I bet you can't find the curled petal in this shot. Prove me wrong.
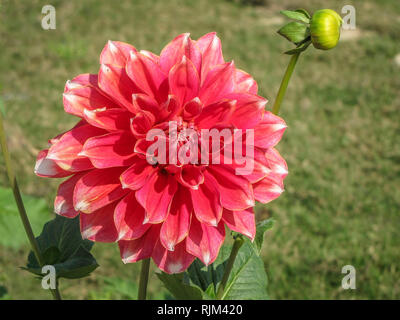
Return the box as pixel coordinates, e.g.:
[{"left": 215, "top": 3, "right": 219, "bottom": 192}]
[
  {"left": 183, "top": 97, "right": 203, "bottom": 120},
  {"left": 100, "top": 40, "right": 137, "bottom": 67},
  {"left": 81, "top": 131, "right": 136, "bottom": 169},
  {"left": 179, "top": 165, "right": 204, "bottom": 190},
  {"left": 114, "top": 192, "right": 151, "bottom": 241},
  {"left": 73, "top": 167, "right": 128, "bottom": 213},
  {"left": 265, "top": 148, "right": 288, "bottom": 179},
  {"left": 135, "top": 169, "right": 178, "bottom": 224},
  {"left": 118, "top": 225, "right": 161, "bottom": 263},
  {"left": 120, "top": 157, "right": 156, "bottom": 190},
  {"left": 235, "top": 69, "right": 258, "bottom": 94},
  {"left": 80, "top": 202, "right": 119, "bottom": 242},
  {"left": 160, "top": 186, "right": 192, "bottom": 251},
  {"left": 130, "top": 110, "right": 156, "bottom": 138},
  {"left": 64, "top": 73, "right": 99, "bottom": 92},
  {"left": 254, "top": 112, "right": 287, "bottom": 149},
  {"left": 186, "top": 217, "right": 225, "bottom": 266},
  {"left": 222, "top": 208, "right": 255, "bottom": 241},
  {"left": 152, "top": 239, "right": 195, "bottom": 274},
  {"left": 83, "top": 108, "right": 131, "bottom": 131},
  {"left": 196, "top": 32, "right": 224, "bottom": 82},
  {"left": 190, "top": 171, "right": 222, "bottom": 226},
  {"left": 54, "top": 172, "right": 86, "bottom": 218},
  {"left": 35, "top": 149, "right": 72, "bottom": 178}
]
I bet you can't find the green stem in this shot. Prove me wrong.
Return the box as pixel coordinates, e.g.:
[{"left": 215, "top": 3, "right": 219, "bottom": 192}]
[
  {"left": 138, "top": 258, "right": 151, "bottom": 300},
  {"left": 0, "top": 111, "right": 62, "bottom": 300},
  {"left": 272, "top": 52, "right": 301, "bottom": 115},
  {"left": 216, "top": 237, "right": 244, "bottom": 300}
]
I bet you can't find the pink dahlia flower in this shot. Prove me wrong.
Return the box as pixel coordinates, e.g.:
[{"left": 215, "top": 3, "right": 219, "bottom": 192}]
[{"left": 35, "top": 33, "right": 287, "bottom": 274}]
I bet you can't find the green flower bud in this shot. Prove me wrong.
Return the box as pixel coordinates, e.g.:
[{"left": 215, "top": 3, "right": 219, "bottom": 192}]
[{"left": 310, "top": 9, "right": 342, "bottom": 50}]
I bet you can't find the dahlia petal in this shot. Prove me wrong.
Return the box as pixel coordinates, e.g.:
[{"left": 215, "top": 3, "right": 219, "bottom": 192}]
[
  {"left": 196, "top": 32, "right": 224, "bottom": 81},
  {"left": 100, "top": 40, "right": 137, "bottom": 67},
  {"left": 130, "top": 110, "right": 156, "bottom": 138},
  {"left": 98, "top": 63, "right": 140, "bottom": 110},
  {"left": 118, "top": 225, "right": 161, "bottom": 263},
  {"left": 135, "top": 169, "right": 178, "bottom": 224},
  {"left": 186, "top": 217, "right": 225, "bottom": 266},
  {"left": 47, "top": 124, "right": 106, "bottom": 172},
  {"left": 265, "top": 148, "right": 288, "bottom": 179},
  {"left": 83, "top": 108, "right": 131, "bottom": 131},
  {"left": 179, "top": 165, "right": 204, "bottom": 190},
  {"left": 183, "top": 97, "right": 203, "bottom": 120},
  {"left": 120, "top": 157, "right": 156, "bottom": 190},
  {"left": 140, "top": 50, "right": 160, "bottom": 63},
  {"left": 80, "top": 202, "right": 119, "bottom": 242},
  {"left": 126, "top": 51, "right": 167, "bottom": 99},
  {"left": 168, "top": 56, "right": 200, "bottom": 105},
  {"left": 190, "top": 170, "right": 222, "bottom": 226},
  {"left": 198, "top": 61, "right": 236, "bottom": 105},
  {"left": 254, "top": 111, "right": 287, "bottom": 149},
  {"left": 160, "top": 33, "right": 202, "bottom": 75},
  {"left": 81, "top": 131, "right": 135, "bottom": 169},
  {"left": 64, "top": 74, "right": 99, "bottom": 92},
  {"left": 195, "top": 99, "right": 236, "bottom": 129},
  {"left": 159, "top": 94, "right": 182, "bottom": 121},
  {"left": 225, "top": 93, "right": 266, "bottom": 129},
  {"left": 35, "top": 149, "right": 72, "bottom": 178},
  {"left": 114, "top": 192, "right": 151, "bottom": 241},
  {"left": 131, "top": 93, "right": 159, "bottom": 116},
  {"left": 235, "top": 69, "right": 258, "bottom": 94},
  {"left": 160, "top": 186, "right": 192, "bottom": 251},
  {"left": 152, "top": 239, "right": 195, "bottom": 274},
  {"left": 208, "top": 165, "right": 255, "bottom": 210},
  {"left": 63, "top": 86, "right": 119, "bottom": 118},
  {"left": 222, "top": 208, "right": 256, "bottom": 241},
  {"left": 73, "top": 167, "right": 128, "bottom": 213},
  {"left": 253, "top": 175, "right": 284, "bottom": 204},
  {"left": 54, "top": 172, "right": 86, "bottom": 218}
]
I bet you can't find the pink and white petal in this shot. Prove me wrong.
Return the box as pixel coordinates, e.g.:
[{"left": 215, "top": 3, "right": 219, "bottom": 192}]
[
  {"left": 186, "top": 217, "right": 225, "bottom": 266},
  {"left": 100, "top": 40, "right": 137, "bottom": 67},
  {"left": 152, "top": 239, "right": 195, "bottom": 274},
  {"left": 35, "top": 149, "right": 72, "bottom": 178},
  {"left": 126, "top": 51, "right": 167, "bottom": 99},
  {"left": 190, "top": 171, "right": 222, "bottom": 226},
  {"left": 98, "top": 63, "right": 140, "bottom": 110},
  {"left": 222, "top": 208, "right": 255, "bottom": 241},
  {"left": 207, "top": 165, "right": 255, "bottom": 210},
  {"left": 265, "top": 148, "right": 288, "bottom": 179},
  {"left": 253, "top": 175, "right": 284, "bottom": 204},
  {"left": 194, "top": 99, "right": 236, "bottom": 129},
  {"left": 168, "top": 56, "right": 200, "bottom": 105},
  {"left": 47, "top": 124, "right": 106, "bottom": 172},
  {"left": 118, "top": 225, "right": 161, "bottom": 263},
  {"left": 160, "top": 186, "right": 192, "bottom": 251},
  {"left": 63, "top": 85, "right": 119, "bottom": 118},
  {"left": 80, "top": 202, "right": 119, "bottom": 242},
  {"left": 120, "top": 157, "right": 156, "bottom": 190},
  {"left": 225, "top": 93, "right": 266, "bottom": 129},
  {"left": 81, "top": 131, "right": 136, "bottom": 169},
  {"left": 114, "top": 192, "right": 151, "bottom": 241},
  {"left": 73, "top": 167, "right": 128, "bottom": 213},
  {"left": 198, "top": 62, "right": 236, "bottom": 105},
  {"left": 54, "top": 172, "right": 86, "bottom": 218},
  {"left": 135, "top": 169, "right": 178, "bottom": 224},
  {"left": 196, "top": 32, "right": 224, "bottom": 82},
  {"left": 160, "top": 33, "right": 202, "bottom": 76},
  {"left": 254, "top": 112, "right": 287, "bottom": 149},
  {"left": 83, "top": 108, "right": 131, "bottom": 131},
  {"left": 64, "top": 73, "right": 99, "bottom": 92},
  {"left": 235, "top": 69, "right": 258, "bottom": 94}
]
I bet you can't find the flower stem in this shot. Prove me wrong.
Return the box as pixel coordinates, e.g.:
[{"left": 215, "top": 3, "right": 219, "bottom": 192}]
[
  {"left": 138, "top": 258, "right": 151, "bottom": 300},
  {"left": 0, "top": 111, "right": 62, "bottom": 300},
  {"left": 216, "top": 237, "right": 244, "bottom": 300},
  {"left": 272, "top": 52, "right": 301, "bottom": 115}
]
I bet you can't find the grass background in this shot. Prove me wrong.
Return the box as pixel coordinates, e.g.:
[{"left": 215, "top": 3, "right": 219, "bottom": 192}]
[{"left": 0, "top": 0, "right": 399, "bottom": 299}]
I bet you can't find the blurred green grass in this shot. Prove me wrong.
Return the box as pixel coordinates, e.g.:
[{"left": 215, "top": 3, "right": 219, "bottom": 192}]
[{"left": 0, "top": 0, "right": 399, "bottom": 299}]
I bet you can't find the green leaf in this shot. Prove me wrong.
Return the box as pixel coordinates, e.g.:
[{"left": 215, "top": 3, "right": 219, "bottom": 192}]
[
  {"left": 0, "top": 187, "right": 50, "bottom": 249},
  {"left": 295, "top": 8, "right": 311, "bottom": 19},
  {"left": 284, "top": 40, "right": 312, "bottom": 55},
  {"left": 280, "top": 10, "right": 310, "bottom": 23},
  {"left": 23, "top": 215, "right": 98, "bottom": 279},
  {"left": 278, "top": 21, "right": 310, "bottom": 45},
  {"left": 253, "top": 218, "right": 275, "bottom": 254},
  {"left": 158, "top": 241, "right": 269, "bottom": 300},
  {"left": 157, "top": 272, "right": 205, "bottom": 300}
]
